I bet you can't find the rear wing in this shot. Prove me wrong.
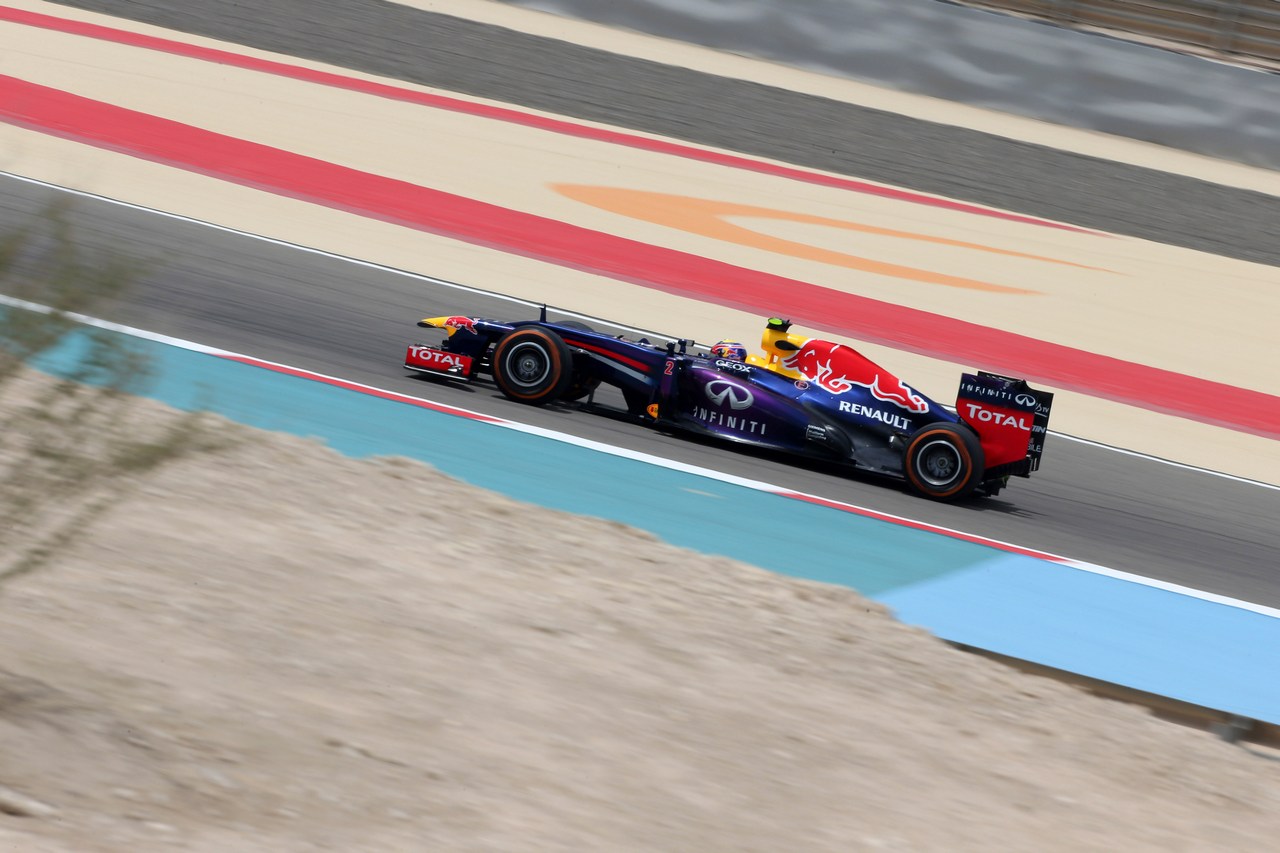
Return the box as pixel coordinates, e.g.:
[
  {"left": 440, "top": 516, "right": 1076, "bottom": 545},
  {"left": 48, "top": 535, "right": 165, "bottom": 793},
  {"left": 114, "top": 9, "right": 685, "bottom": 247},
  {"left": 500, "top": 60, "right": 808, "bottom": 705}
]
[{"left": 956, "top": 372, "right": 1054, "bottom": 478}]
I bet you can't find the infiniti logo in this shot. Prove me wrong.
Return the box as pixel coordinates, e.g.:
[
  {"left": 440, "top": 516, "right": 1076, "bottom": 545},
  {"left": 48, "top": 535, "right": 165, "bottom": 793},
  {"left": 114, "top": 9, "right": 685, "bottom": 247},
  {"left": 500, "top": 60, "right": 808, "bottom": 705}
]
[
  {"left": 705, "top": 379, "right": 754, "bottom": 410},
  {"left": 1015, "top": 393, "right": 1036, "bottom": 406}
]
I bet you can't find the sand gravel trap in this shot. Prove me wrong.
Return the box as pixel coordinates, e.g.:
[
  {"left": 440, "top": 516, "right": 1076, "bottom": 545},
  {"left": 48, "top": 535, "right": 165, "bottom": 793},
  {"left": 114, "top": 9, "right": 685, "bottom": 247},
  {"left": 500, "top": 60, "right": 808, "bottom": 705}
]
[{"left": 2, "top": 383, "right": 1279, "bottom": 852}]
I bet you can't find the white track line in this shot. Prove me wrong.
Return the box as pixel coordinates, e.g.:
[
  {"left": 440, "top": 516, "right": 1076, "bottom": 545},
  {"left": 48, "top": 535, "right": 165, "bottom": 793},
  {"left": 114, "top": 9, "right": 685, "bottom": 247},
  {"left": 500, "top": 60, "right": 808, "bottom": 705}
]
[
  {"left": 0, "top": 171, "right": 686, "bottom": 345},
  {"left": 1050, "top": 432, "right": 1279, "bottom": 491}
]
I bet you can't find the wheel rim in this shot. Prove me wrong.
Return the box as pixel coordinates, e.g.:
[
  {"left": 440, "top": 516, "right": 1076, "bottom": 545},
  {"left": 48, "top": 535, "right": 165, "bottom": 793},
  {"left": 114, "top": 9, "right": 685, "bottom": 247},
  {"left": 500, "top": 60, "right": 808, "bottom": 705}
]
[
  {"left": 506, "top": 341, "right": 551, "bottom": 388},
  {"left": 914, "top": 438, "right": 963, "bottom": 488}
]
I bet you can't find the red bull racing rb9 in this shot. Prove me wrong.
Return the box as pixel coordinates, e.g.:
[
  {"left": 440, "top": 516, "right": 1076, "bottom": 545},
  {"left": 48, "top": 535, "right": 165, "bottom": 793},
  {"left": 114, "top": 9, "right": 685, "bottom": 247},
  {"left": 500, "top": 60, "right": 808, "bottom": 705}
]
[{"left": 405, "top": 314, "right": 1053, "bottom": 501}]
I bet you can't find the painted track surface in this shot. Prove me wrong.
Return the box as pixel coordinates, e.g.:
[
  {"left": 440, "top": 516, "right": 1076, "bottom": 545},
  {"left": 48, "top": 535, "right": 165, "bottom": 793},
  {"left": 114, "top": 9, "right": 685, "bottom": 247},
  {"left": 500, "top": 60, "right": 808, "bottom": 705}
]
[
  {"left": 5, "top": 175, "right": 1278, "bottom": 609},
  {"left": 5, "top": 3, "right": 1276, "bottom": 611},
  {"left": 46, "top": 0, "right": 1280, "bottom": 267}
]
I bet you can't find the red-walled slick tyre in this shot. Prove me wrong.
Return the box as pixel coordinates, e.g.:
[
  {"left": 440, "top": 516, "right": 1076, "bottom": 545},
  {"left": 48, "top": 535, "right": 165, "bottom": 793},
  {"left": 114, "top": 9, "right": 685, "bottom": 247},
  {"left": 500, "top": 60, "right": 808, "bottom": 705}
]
[
  {"left": 491, "top": 327, "right": 574, "bottom": 405},
  {"left": 904, "top": 423, "right": 985, "bottom": 501}
]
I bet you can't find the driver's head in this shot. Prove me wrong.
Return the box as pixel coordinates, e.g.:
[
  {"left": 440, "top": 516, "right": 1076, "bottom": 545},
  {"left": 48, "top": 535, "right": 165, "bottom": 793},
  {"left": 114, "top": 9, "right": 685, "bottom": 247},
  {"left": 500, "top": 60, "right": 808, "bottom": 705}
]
[{"left": 710, "top": 340, "right": 748, "bottom": 361}]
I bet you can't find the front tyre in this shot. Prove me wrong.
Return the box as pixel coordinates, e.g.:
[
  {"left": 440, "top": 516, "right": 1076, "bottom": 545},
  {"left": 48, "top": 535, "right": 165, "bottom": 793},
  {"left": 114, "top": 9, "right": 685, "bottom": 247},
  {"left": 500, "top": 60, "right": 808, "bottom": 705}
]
[
  {"left": 491, "top": 327, "right": 574, "bottom": 405},
  {"left": 904, "top": 423, "right": 985, "bottom": 501}
]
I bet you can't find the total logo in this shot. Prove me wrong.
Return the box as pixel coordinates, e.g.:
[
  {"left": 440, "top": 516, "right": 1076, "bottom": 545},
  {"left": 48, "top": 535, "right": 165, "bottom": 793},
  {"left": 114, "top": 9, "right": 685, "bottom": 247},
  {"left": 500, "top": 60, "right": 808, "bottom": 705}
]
[
  {"left": 407, "top": 346, "right": 470, "bottom": 373},
  {"left": 704, "top": 379, "right": 754, "bottom": 410},
  {"left": 963, "top": 403, "right": 1030, "bottom": 430}
]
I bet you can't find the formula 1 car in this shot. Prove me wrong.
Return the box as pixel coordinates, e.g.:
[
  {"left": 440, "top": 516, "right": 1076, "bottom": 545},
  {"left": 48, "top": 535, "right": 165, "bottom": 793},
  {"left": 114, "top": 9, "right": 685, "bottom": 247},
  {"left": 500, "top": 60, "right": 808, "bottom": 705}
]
[{"left": 404, "top": 312, "right": 1053, "bottom": 500}]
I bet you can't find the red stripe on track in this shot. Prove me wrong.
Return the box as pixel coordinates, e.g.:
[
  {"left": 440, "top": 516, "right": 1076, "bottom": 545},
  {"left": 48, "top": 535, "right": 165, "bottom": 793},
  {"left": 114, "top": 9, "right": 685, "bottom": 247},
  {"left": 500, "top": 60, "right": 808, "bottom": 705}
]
[
  {"left": 218, "top": 354, "right": 505, "bottom": 421},
  {"left": 2, "top": 77, "right": 1276, "bottom": 439},
  {"left": 780, "top": 492, "right": 1065, "bottom": 560},
  {"left": 0, "top": 4, "right": 1096, "bottom": 234}
]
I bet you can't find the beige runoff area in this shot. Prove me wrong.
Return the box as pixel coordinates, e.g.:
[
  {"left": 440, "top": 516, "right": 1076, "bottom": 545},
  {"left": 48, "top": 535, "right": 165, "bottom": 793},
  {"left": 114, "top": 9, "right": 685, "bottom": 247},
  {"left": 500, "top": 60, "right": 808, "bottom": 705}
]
[
  {"left": 0, "top": 3, "right": 1277, "bottom": 484},
  {"left": 3, "top": 378, "right": 1280, "bottom": 852}
]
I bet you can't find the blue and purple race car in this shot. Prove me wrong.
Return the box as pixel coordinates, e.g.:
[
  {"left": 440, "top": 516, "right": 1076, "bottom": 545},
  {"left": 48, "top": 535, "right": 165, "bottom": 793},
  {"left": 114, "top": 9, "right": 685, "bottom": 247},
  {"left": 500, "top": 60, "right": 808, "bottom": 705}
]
[{"left": 405, "top": 313, "right": 1053, "bottom": 501}]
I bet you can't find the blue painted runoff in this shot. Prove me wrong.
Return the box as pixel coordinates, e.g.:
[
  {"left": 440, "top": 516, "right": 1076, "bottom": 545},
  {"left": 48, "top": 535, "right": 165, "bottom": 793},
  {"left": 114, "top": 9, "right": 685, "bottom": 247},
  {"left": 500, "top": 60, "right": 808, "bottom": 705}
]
[
  {"left": 879, "top": 554, "right": 1280, "bottom": 724},
  {"left": 27, "top": 326, "right": 1280, "bottom": 724}
]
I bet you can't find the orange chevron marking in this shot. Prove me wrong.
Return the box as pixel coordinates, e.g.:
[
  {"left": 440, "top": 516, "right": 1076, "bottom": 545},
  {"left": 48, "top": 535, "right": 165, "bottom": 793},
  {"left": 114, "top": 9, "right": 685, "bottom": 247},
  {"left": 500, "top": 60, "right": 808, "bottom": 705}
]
[{"left": 554, "top": 185, "right": 1113, "bottom": 295}]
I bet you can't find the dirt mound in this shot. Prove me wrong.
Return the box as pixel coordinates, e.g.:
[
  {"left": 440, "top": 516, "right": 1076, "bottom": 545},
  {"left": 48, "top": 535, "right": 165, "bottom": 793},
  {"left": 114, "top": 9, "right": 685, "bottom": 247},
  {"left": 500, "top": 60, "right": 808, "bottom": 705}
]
[{"left": 2, "top": 388, "right": 1278, "bottom": 851}]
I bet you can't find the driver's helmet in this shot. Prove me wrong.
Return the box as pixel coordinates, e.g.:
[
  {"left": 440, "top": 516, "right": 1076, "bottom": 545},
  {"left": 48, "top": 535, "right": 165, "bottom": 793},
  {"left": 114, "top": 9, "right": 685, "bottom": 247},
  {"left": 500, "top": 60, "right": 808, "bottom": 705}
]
[{"left": 710, "top": 340, "right": 748, "bottom": 361}]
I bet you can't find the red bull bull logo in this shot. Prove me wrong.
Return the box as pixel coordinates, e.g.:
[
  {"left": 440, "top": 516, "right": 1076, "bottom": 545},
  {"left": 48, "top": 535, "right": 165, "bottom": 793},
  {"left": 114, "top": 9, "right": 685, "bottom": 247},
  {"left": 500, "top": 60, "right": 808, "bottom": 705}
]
[
  {"left": 445, "top": 316, "right": 478, "bottom": 334},
  {"left": 782, "top": 340, "right": 929, "bottom": 413}
]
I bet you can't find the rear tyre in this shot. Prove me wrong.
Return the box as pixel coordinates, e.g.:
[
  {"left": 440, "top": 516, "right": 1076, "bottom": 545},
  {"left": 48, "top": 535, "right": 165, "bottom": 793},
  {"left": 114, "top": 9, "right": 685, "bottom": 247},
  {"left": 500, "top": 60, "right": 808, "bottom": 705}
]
[
  {"left": 904, "top": 423, "right": 985, "bottom": 501},
  {"left": 491, "top": 327, "right": 573, "bottom": 405}
]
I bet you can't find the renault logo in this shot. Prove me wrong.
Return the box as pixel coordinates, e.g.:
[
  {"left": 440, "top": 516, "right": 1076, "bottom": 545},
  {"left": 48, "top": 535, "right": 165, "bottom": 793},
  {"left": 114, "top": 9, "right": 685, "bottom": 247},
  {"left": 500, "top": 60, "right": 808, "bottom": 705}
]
[{"left": 705, "top": 379, "right": 754, "bottom": 410}]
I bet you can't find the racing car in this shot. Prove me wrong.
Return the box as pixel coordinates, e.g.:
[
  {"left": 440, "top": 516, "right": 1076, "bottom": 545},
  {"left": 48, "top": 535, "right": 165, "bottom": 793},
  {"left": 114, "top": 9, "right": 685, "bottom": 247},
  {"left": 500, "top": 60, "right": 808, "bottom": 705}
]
[{"left": 404, "top": 311, "right": 1053, "bottom": 501}]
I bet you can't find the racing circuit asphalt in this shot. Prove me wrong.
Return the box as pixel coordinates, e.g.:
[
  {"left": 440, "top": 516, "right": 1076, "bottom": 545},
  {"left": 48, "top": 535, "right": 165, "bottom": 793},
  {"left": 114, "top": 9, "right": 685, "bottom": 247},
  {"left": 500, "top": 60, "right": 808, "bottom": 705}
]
[
  {"left": 4, "top": 175, "right": 1278, "bottom": 610},
  {"left": 8, "top": 3, "right": 1280, "bottom": 606}
]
